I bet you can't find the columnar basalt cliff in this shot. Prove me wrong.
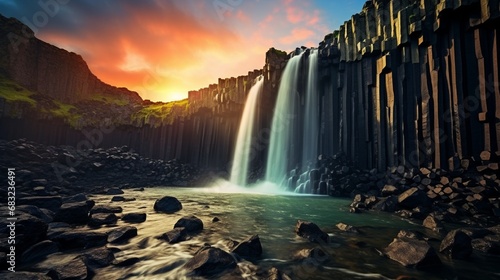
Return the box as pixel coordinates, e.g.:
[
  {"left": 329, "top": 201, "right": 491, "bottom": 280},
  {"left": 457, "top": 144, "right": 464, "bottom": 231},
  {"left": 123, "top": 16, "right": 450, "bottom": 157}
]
[{"left": 1, "top": 0, "right": 499, "bottom": 174}]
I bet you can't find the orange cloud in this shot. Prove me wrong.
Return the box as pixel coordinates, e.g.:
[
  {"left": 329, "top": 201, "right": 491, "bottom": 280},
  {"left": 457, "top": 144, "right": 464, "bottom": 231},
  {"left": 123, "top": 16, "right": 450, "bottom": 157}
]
[{"left": 279, "top": 28, "right": 315, "bottom": 45}]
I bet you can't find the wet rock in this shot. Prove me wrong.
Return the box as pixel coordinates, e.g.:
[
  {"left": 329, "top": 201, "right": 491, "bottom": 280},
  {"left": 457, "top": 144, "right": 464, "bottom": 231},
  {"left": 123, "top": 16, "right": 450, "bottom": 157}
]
[
  {"left": 106, "top": 188, "right": 124, "bottom": 195},
  {"left": 372, "top": 196, "right": 399, "bottom": 212},
  {"left": 154, "top": 196, "right": 182, "bottom": 213},
  {"left": 293, "top": 247, "right": 329, "bottom": 264},
  {"left": 88, "top": 213, "right": 118, "bottom": 227},
  {"left": 54, "top": 201, "right": 91, "bottom": 224},
  {"left": 17, "top": 205, "right": 53, "bottom": 223},
  {"left": 113, "top": 257, "right": 140, "bottom": 267},
  {"left": 48, "top": 257, "right": 88, "bottom": 280},
  {"left": 471, "top": 238, "right": 500, "bottom": 254},
  {"left": 231, "top": 235, "right": 262, "bottom": 259},
  {"left": 90, "top": 205, "right": 123, "bottom": 214},
  {"left": 266, "top": 267, "right": 292, "bottom": 280},
  {"left": 21, "top": 240, "right": 58, "bottom": 264},
  {"left": 160, "top": 227, "right": 187, "bottom": 244},
  {"left": 17, "top": 196, "right": 62, "bottom": 212},
  {"left": 295, "top": 220, "right": 329, "bottom": 243},
  {"left": 439, "top": 230, "right": 472, "bottom": 259},
  {"left": 121, "top": 213, "right": 146, "bottom": 223},
  {"left": 174, "top": 216, "right": 203, "bottom": 233},
  {"left": 0, "top": 213, "right": 48, "bottom": 253},
  {"left": 212, "top": 217, "right": 220, "bottom": 222},
  {"left": 64, "top": 193, "right": 88, "bottom": 203},
  {"left": 384, "top": 238, "right": 441, "bottom": 268},
  {"left": 397, "top": 230, "right": 426, "bottom": 240},
  {"left": 81, "top": 247, "right": 115, "bottom": 268},
  {"left": 398, "top": 187, "right": 431, "bottom": 209},
  {"left": 107, "top": 226, "right": 138, "bottom": 243},
  {"left": 382, "top": 185, "right": 399, "bottom": 196},
  {"left": 51, "top": 231, "right": 108, "bottom": 250},
  {"left": 183, "top": 246, "right": 236, "bottom": 276},
  {"left": 0, "top": 272, "right": 51, "bottom": 279},
  {"left": 336, "top": 222, "right": 360, "bottom": 234},
  {"left": 422, "top": 215, "right": 444, "bottom": 232}
]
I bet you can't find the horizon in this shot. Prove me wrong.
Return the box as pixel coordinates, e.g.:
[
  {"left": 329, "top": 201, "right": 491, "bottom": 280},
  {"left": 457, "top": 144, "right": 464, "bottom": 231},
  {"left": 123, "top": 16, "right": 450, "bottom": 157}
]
[{"left": 0, "top": 0, "right": 366, "bottom": 102}]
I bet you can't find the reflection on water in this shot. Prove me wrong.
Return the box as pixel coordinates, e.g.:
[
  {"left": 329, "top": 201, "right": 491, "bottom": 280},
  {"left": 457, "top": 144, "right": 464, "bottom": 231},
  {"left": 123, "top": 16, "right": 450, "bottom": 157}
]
[{"left": 29, "top": 181, "right": 500, "bottom": 279}]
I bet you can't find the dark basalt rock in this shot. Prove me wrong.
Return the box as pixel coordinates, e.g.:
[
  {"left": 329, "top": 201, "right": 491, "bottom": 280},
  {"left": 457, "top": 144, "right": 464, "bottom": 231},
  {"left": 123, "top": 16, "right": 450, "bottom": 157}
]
[
  {"left": 0, "top": 272, "right": 51, "bottom": 280},
  {"left": 293, "top": 247, "right": 329, "bottom": 264},
  {"left": 384, "top": 238, "right": 441, "bottom": 268},
  {"left": 121, "top": 212, "right": 147, "bottom": 223},
  {"left": 54, "top": 201, "right": 92, "bottom": 224},
  {"left": 106, "top": 188, "right": 124, "bottom": 195},
  {"left": 51, "top": 231, "right": 108, "bottom": 250},
  {"left": 336, "top": 222, "right": 360, "bottom": 234},
  {"left": 183, "top": 246, "right": 236, "bottom": 276},
  {"left": 107, "top": 226, "right": 138, "bottom": 243},
  {"left": 48, "top": 257, "right": 88, "bottom": 280},
  {"left": 90, "top": 205, "right": 123, "bottom": 214},
  {"left": 154, "top": 196, "right": 182, "bottom": 213},
  {"left": 398, "top": 188, "right": 431, "bottom": 209},
  {"left": 88, "top": 213, "right": 118, "bottom": 227},
  {"left": 439, "top": 229, "right": 472, "bottom": 260},
  {"left": 231, "top": 235, "right": 262, "bottom": 259},
  {"left": 295, "top": 220, "right": 329, "bottom": 243},
  {"left": 174, "top": 216, "right": 203, "bottom": 233},
  {"left": 160, "top": 227, "right": 187, "bottom": 244},
  {"left": 0, "top": 213, "right": 48, "bottom": 253},
  {"left": 21, "top": 240, "right": 58, "bottom": 264},
  {"left": 80, "top": 247, "right": 115, "bottom": 268},
  {"left": 17, "top": 196, "right": 62, "bottom": 212},
  {"left": 17, "top": 205, "right": 53, "bottom": 223},
  {"left": 266, "top": 267, "right": 292, "bottom": 280}
]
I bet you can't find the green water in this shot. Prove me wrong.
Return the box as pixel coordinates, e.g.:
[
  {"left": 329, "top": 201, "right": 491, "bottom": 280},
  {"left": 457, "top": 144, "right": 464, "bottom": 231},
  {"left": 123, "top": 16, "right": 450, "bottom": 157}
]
[{"left": 30, "top": 185, "right": 500, "bottom": 279}]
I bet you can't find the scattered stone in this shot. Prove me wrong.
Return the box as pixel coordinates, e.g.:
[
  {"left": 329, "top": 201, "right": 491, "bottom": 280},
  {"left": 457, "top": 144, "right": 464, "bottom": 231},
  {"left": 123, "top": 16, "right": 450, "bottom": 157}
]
[
  {"left": 293, "top": 247, "right": 329, "bottom": 264},
  {"left": 81, "top": 247, "right": 115, "bottom": 268},
  {"left": 295, "top": 220, "right": 329, "bottom": 243},
  {"left": 121, "top": 213, "right": 147, "bottom": 223},
  {"left": 51, "top": 231, "right": 108, "bottom": 250},
  {"left": 106, "top": 188, "right": 124, "bottom": 195},
  {"left": 21, "top": 240, "right": 59, "bottom": 264},
  {"left": 183, "top": 246, "right": 236, "bottom": 276},
  {"left": 423, "top": 215, "right": 443, "bottom": 232},
  {"left": 154, "top": 196, "right": 182, "bottom": 213},
  {"left": 17, "top": 196, "right": 62, "bottom": 212},
  {"left": 160, "top": 228, "right": 187, "bottom": 244},
  {"left": 336, "top": 222, "right": 360, "bottom": 234},
  {"left": 90, "top": 205, "right": 123, "bottom": 214},
  {"left": 439, "top": 230, "right": 472, "bottom": 259},
  {"left": 384, "top": 238, "right": 441, "bottom": 268},
  {"left": 266, "top": 267, "right": 292, "bottom": 280},
  {"left": 382, "top": 185, "right": 399, "bottom": 196},
  {"left": 231, "top": 235, "right": 262, "bottom": 259},
  {"left": 54, "top": 201, "right": 91, "bottom": 224},
  {"left": 174, "top": 216, "right": 203, "bottom": 233},
  {"left": 212, "top": 217, "right": 220, "bottom": 222},
  {"left": 88, "top": 213, "right": 118, "bottom": 227},
  {"left": 107, "top": 226, "right": 138, "bottom": 243},
  {"left": 47, "top": 257, "right": 88, "bottom": 280}
]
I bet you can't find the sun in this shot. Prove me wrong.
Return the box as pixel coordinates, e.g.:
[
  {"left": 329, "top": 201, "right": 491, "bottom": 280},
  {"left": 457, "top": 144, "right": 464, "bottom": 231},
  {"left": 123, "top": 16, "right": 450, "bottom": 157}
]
[{"left": 167, "top": 91, "right": 188, "bottom": 102}]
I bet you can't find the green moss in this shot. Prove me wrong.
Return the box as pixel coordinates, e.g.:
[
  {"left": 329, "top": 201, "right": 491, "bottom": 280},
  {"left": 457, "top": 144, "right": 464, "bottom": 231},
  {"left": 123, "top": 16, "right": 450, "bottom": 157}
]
[
  {"left": 0, "top": 78, "right": 36, "bottom": 106},
  {"left": 51, "top": 101, "right": 81, "bottom": 127},
  {"left": 88, "top": 92, "right": 129, "bottom": 106},
  {"left": 269, "top": 47, "right": 288, "bottom": 57},
  {"left": 132, "top": 99, "right": 189, "bottom": 125}
]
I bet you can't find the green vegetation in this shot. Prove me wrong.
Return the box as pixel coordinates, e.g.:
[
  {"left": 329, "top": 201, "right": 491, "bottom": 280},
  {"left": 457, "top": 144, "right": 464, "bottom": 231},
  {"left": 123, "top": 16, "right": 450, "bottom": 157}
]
[
  {"left": 0, "top": 77, "right": 36, "bottom": 106},
  {"left": 50, "top": 100, "right": 81, "bottom": 127},
  {"left": 269, "top": 47, "right": 288, "bottom": 57},
  {"left": 88, "top": 92, "right": 130, "bottom": 106},
  {"left": 132, "top": 99, "right": 189, "bottom": 125}
]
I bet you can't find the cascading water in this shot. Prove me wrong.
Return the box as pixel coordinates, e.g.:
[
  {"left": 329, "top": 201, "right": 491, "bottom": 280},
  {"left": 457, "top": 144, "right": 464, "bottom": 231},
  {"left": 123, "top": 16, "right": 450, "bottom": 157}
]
[
  {"left": 265, "top": 52, "right": 303, "bottom": 185},
  {"left": 230, "top": 75, "right": 264, "bottom": 186},
  {"left": 302, "top": 49, "right": 319, "bottom": 170}
]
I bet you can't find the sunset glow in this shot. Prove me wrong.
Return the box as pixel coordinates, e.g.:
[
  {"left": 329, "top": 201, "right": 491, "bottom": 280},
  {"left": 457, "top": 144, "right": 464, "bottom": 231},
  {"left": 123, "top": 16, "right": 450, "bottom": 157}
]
[{"left": 1, "top": 0, "right": 365, "bottom": 102}]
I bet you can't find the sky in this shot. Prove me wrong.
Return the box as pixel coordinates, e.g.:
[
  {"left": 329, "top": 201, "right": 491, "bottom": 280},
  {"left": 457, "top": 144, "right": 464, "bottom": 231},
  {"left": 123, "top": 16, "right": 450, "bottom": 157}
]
[{"left": 0, "top": 0, "right": 366, "bottom": 102}]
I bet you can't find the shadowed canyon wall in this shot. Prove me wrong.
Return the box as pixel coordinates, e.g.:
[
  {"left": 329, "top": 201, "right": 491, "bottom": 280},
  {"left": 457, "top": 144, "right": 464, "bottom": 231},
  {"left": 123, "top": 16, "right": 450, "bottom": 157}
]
[{"left": 1, "top": 0, "right": 499, "bottom": 173}]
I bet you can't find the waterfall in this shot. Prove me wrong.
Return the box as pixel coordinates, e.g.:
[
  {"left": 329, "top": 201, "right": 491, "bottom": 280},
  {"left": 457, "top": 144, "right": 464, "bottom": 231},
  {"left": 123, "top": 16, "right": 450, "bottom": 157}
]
[
  {"left": 265, "top": 52, "right": 303, "bottom": 184},
  {"left": 302, "top": 49, "right": 319, "bottom": 169},
  {"left": 230, "top": 75, "right": 264, "bottom": 186}
]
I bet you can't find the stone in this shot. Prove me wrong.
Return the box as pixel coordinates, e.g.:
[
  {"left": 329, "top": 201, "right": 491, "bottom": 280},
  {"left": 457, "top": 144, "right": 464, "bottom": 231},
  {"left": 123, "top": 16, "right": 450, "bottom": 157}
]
[
  {"left": 231, "top": 235, "right": 262, "bottom": 259},
  {"left": 183, "top": 246, "right": 236, "bottom": 276},
  {"left": 107, "top": 226, "right": 137, "bottom": 243},
  {"left": 398, "top": 187, "right": 431, "bottom": 209},
  {"left": 154, "top": 196, "right": 182, "bottom": 213},
  {"left": 336, "top": 222, "right": 360, "bottom": 233},
  {"left": 384, "top": 238, "right": 441, "bottom": 268},
  {"left": 382, "top": 185, "right": 399, "bottom": 196},
  {"left": 21, "top": 240, "right": 59, "bottom": 264},
  {"left": 293, "top": 247, "right": 329, "bottom": 264},
  {"left": 51, "top": 231, "right": 108, "bottom": 250},
  {"left": 439, "top": 230, "right": 472, "bottom": 259},
  {"left": 48, "top": 258, "right": 88, "bottom": 280},
  {"left": 471, "top": 238, "right": 500, "bottom": 254},
  {"left": 174, "top": 216, "right": 203, "bottom": 233},
  {"left": 80, "top": 247, "right": 115, "bottom": 268},
  {"left": 0, "top": 272, "right": 51, "bottom": 279},
  {"left": 17, "top": 205, "right": 53, "bottom": 223},
  {"left": 423, "top": 215, "right": 443, "bottom": 231},
  {"left": 106, "top": 187, "right": 124, "bottom": 195},
  {"left": 88, "top": 213, "right": 118, "bottom": 227},
  {"left": 54, "top": 201, "right": 91, "bottom": 224},
  {"left": 160, "top": 228, "right": 187, "bottom": 244},
  {"left": 17, "top": 196, "right": 62, "bottom": 212},
  {"left": 372, "top": 196, "right": 399, "bottom": 212},
  {"left": 295, "top": 220, "right": 329, "bottom": 243},
  {"left": 121, "top": 213, "right": 147, "bottom": 223},
  {"left": 90, "top": 205, "right": 123, "bottom": 214},
  {"left": 266, "top": 267, "right": 292, "bottom": 280}
]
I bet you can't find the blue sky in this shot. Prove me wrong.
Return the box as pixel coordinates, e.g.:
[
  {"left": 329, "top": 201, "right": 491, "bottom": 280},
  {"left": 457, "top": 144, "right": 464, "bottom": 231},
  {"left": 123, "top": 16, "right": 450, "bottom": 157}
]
[{"left": 0, "top": 0, "right": 366, "bottom": 101}]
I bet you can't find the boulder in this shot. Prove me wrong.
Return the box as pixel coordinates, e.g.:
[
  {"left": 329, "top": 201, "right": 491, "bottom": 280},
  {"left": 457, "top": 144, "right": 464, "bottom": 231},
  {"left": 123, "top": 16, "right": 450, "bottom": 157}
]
[
  {"left": 423, "top": 215, "right": 443, "bottom": 231},
  {"left": 106, "top": 188, "right": 124, "bottom": 195},
  {"left": 295, "top": 220, "right": 329, "bottom": 243},
  {"left": 17, "top": 196, "right": 62, "bottom": 212},
  {"left": 88, "top": 213, "right": 118, "bottom": 227},
  {"left": 17, "top": 205, "right": 53, "bottom": 223},
  {"left": 54, "top": 201, "right": 91, "bottom": 224},
  {"left": 81, "top": 247, "right": 115, "bottom": 268},
  {"left": 48, "top": 257, "right": 88, "bottom": 280},
  {"left": 174, "top": 216, "right": 203, "bottom": 233},
  {"left": 107, "top": 226, "right": 138, "bottom": 243},
  {"left": 231, "top": 235, "right": 262, "bottom": 259},
  {"left": 398, "top": 188, "right": 431, "bottom": 209},
  {"left": 159, "top": 228, "right": 187, "bottom": 244},
  {"left": 90, "top": 205, "right": 123, "bottom": 214},
  {"left": 121, "top": 213, "right": 147, "bottom": 223},
  {"left": 293, "top": 247, "right": 329, "bottom": 264},
  {"left": 0, "top": 272, "right": 51, "bottom": 279},
  {"left": 154, "top": 196, "right": 182, "bottom": 213},
  {"left": 372, "top": 196, "right": 399, "bottom": 212},
  {"left": 183, "top": 246, "right": 236, "bottom": 276},
  {"left": 336, "top": 222, "right": 360, "bottom": 233},
  {"left": 0, "top": 214, "right": 48, "bottom": 253},
  {"left": 51, "top": 231, "right": 108, "bottom": 250},
  {"left": 21, "top": 240, "right": 58, "bottom": 264},
  {"left": 385, "top": 238, "right": 441, "bottom": 268},
  {"left": 439, "top": 230, "right": 472, "bottom": 259}
]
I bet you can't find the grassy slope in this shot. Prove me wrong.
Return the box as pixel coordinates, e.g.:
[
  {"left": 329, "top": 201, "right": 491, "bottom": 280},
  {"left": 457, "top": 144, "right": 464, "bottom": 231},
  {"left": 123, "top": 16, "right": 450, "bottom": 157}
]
[{"left": 0, "top": 77, "right": 37, "bottom": 106}]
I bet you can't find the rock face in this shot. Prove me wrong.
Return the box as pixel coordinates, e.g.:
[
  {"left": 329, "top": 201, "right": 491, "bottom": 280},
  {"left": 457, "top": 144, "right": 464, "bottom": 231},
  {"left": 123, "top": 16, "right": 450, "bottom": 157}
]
[{"left": 385, "top": 238, "right": 441, "bottom": 268}]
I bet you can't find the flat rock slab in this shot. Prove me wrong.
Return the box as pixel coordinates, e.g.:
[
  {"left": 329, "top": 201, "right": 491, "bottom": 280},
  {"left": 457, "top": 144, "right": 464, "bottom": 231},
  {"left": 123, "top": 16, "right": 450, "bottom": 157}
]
[
  {"left": 385, "top": 238, "right": 441, "bottom": 268},
  {"left": 108, "top": 226, "right": 138, "bottom": 243},
  {"left": 48, "top": 257, "right": 88, "bottom": 280}
]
